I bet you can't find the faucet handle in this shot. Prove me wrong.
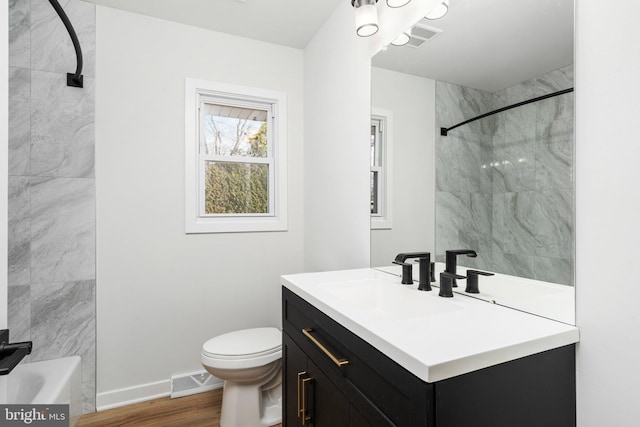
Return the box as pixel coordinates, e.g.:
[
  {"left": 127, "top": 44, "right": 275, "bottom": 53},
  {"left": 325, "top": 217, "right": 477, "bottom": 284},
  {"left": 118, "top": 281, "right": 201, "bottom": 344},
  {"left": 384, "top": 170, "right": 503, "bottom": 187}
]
[
  {"left": 392, "top": 261, "right": 414, "bottom": 285},
  {"left": 439, "top": 272, "right": 466, "bottom": 298},
  {"left": 465, "top": 270, "right": 494, "bottom": 294}
]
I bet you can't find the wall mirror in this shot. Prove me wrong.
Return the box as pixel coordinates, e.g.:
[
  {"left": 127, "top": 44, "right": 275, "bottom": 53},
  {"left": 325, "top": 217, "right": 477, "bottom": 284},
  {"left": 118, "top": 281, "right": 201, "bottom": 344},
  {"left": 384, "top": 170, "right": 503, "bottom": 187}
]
[{"left": 370, "top": 0, "right": 575, "bottom": 324}]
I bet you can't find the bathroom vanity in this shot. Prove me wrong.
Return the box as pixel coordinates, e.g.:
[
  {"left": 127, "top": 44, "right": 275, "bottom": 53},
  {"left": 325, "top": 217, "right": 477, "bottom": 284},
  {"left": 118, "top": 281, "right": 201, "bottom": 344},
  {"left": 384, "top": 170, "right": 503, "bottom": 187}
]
[{"left": 281, "top": 269, "right": 579, "bottom": 426}]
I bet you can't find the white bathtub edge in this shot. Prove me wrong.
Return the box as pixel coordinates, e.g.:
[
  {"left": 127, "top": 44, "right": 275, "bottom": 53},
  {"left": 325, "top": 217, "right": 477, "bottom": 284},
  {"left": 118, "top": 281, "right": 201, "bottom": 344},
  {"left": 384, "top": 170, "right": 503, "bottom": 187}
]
[
  {"left": 31, "top": 356, "right": 82, "bottom": 405},
  {"left": 96, "top": 379, "right": 170, "bottom": 411},
  {"left": 2, "top": 356, "right": 82, "bottom": 427}
]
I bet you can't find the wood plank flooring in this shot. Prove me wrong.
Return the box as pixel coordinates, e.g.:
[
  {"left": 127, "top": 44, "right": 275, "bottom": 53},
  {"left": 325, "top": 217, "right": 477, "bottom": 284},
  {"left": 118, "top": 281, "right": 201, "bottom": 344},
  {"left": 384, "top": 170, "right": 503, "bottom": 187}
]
[{"left": 78, "top": 389, "right": 282, "bottom": 427}]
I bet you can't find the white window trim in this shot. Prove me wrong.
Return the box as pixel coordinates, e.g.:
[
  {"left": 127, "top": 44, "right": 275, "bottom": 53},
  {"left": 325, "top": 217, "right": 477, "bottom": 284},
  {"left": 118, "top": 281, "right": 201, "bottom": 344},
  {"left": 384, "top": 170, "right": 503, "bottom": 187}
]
[
  {"left": 371, "top": 107, "right": 393, "bottom": 230},
  {"left": 185, "top": 78, "right": 288, "bottom": 233}
]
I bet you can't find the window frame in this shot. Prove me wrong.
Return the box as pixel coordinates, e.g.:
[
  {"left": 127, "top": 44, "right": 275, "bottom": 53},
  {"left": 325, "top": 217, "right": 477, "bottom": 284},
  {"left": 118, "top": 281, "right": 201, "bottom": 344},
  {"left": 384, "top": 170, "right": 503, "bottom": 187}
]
[
  {"left": 370, "top": 117, "right": 384, "bottom": 218},
  {"left": 185, "top": 78, "right": 287, "bottom": 233},
  {"left": 371, "top": 108, "right": 393, "bottom": 230}
]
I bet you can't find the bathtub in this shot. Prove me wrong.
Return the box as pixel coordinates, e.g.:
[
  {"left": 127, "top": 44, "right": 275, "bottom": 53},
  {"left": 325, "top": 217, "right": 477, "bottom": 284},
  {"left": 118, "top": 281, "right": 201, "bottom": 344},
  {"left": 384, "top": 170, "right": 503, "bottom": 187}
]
[{"left": 0, "top": 356, "right": 82, "bottom": 427}]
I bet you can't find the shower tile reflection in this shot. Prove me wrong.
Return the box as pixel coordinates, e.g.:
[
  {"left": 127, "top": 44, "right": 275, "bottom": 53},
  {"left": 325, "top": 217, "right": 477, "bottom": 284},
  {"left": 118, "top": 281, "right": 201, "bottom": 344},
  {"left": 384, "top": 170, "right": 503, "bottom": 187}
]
[{"left": 435, "top": 64, "right": 574, "bottom": 286}]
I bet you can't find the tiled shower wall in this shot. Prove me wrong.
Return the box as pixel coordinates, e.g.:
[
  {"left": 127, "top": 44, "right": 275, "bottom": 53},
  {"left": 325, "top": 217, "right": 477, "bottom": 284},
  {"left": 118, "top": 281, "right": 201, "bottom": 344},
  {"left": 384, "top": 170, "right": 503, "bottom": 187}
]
[
  {"left": 8, "top": 0, "right": 96, "bottom": 412},
  {"left": 435, "top": 83, "right": 495, "bottom": 271},
  {"left": 435, "top": 65, "right": 574, "bottom": 286}
]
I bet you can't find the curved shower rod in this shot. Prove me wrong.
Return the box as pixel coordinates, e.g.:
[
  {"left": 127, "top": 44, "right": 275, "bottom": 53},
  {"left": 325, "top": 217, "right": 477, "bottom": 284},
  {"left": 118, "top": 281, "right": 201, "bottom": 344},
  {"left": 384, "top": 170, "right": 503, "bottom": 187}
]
[
  {"left": 440, "top": 87, "right": 574, "bottom": 136},
  {"left": 48, "top": 0, "right": 84, "bottom": 88}
]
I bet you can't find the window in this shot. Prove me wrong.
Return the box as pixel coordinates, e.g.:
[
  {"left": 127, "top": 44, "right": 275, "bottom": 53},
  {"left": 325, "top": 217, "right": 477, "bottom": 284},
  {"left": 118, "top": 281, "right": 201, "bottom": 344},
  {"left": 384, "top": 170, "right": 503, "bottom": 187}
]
[
  {"left": 371, "top": 108, "right": 393, "bottom": 230},
  {"left": 185, "top": 79, "right": 287, "bottom": 233}
]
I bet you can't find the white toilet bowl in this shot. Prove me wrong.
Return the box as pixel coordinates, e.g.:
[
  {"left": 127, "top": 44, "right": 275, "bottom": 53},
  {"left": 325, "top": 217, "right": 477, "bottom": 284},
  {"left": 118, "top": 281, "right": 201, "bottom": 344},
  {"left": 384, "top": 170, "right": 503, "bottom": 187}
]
[{"left": 201, "top": 327, "right": 282, "bottom": 427}]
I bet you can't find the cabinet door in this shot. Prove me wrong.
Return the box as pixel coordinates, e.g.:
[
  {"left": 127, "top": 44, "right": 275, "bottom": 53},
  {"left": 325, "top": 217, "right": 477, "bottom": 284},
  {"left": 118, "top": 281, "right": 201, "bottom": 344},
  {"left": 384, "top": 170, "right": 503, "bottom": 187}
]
[
  {"left": 349, "top": 405, "right": 372, "bottom": 427},
  {"left": 284, "top": 333, "right": 308, "bottom": 427},
  {"left": 305, "top": 359, "right": 349, "bottom": 427},
  {"left": 284, "top": 333, "right": 349, "bottom": 427}
]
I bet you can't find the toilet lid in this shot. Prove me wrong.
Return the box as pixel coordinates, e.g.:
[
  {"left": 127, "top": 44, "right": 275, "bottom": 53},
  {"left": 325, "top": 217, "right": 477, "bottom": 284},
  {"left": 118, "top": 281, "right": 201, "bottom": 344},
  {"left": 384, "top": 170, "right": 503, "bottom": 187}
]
[{"left": 202, "top": 327, "right": 282, "bottom": 358}]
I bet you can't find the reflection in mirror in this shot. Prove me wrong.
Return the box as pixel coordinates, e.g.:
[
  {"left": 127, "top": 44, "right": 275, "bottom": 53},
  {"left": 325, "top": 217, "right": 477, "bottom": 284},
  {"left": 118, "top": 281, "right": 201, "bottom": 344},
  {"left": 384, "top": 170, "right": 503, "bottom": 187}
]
[
  {"left": 370, "top": 0, "right": 574, "bottom": 323},
  {"left": 435, "top": 67, "right": 574, "bottom": 285}
]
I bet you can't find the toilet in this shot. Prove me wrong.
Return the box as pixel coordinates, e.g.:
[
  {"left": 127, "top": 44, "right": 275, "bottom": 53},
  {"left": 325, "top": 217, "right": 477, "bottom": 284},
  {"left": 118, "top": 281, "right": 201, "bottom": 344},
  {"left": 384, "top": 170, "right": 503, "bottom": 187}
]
[{"left": 201, "top": 327, "right": 282, "bottom": 427}]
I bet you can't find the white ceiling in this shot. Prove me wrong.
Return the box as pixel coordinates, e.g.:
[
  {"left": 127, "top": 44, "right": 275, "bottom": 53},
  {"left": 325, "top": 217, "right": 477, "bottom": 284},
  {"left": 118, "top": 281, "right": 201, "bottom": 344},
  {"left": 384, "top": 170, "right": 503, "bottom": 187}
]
[
  {"left": 85, "top": 0, "right": 574, "bottom": 92},
  {"left": 372, "top": 0, "right": 574, "bottom": 92},
  {"left": 85, "top": 0, "right": 343, "bottom": 49}
]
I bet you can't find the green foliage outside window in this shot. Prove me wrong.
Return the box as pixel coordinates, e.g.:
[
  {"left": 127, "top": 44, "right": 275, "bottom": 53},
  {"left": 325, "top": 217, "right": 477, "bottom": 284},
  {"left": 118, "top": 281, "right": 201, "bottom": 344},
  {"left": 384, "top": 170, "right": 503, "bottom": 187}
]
[
  {"left": 203, "top": 108, "right": 271, "bottom": 214},
  {"left": 205, "top": 162, "right": 269, "bottom": 214}
]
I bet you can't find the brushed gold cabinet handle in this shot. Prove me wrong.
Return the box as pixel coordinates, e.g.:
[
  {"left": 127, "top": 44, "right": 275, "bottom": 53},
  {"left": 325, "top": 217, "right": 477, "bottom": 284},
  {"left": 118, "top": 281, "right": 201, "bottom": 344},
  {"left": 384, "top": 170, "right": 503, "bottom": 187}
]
[
  {"left": 297, "top": 371, "right": 306, "bottom": 419},
  {"left": 302, "top": 328, "right": 349, "bottom": 367},
  {"left": 301, "top": 376, "right": 313, "bottom": 425}
]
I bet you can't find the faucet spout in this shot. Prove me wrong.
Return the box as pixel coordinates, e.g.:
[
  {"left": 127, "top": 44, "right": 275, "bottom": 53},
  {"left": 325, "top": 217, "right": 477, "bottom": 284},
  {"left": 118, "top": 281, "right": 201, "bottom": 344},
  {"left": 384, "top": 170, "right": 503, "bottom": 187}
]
[
  {"left": 0, "top": 329, "right": 33, "bottom": 375},
  {"left": 444, "top": 249, "right": 477, "bottom": 287},
  {"left": 393, "top": 252, "right": 432, "bottom": 288}
]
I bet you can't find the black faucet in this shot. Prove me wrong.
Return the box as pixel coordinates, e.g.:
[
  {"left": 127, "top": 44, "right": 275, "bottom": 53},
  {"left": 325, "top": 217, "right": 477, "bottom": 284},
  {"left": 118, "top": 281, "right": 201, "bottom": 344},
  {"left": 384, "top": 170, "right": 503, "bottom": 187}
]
[
  {"left": 439, "top": 272, "right": 466, "bottom": 297},
  {"left": 0, "top": 329, "right": 32, "bottom": 375},
  {"left": 465, "top": 270, "right": 495, "bottom": 294},
  {"left": 445, "top": 249, "right": 477, "bottom": 287},
  {"left": 393, "top": 252, "right": 431, "bottom": 289},
  {"left": 392, "top": 260, "right": 414, "bottom": 284}
]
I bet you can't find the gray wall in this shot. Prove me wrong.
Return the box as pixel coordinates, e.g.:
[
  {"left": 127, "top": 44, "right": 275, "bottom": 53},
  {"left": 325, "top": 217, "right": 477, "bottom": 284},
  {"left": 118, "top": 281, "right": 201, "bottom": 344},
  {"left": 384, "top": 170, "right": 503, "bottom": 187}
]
[
  {"left": 8, "top": 0, "right": 96, "bottom": 412},
  {"left": 435, "top": 65, "right": 574, "bottom": 285}
]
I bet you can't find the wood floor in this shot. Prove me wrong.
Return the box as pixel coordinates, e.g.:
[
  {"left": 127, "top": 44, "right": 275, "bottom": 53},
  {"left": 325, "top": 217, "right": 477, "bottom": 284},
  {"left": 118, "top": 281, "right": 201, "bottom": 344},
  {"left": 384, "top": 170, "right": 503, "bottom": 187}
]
[{"left": 78, "top": 389, "right": 283, "bottom": 427}]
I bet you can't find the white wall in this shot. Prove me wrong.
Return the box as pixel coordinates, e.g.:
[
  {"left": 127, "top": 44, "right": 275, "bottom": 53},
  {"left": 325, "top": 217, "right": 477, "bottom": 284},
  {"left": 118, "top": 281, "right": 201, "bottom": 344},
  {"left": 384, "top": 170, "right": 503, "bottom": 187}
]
[
  {"left": 302, "top": 2, "right": 371, "bottom": 272},
  {"left": 95, "top": 6, "right": 304, "bottom": 405},
  {"left": 302, "top": 0, "right": 441, "bottom": 273},
  {"left": 0, "top": 1, "right": 7, "bottom": 329},
  {"left": 575, "top": 2, "right": 640, "bottom": 425},
  {"left": 370, "top": 67, "right": 435, "bottom": 267}
]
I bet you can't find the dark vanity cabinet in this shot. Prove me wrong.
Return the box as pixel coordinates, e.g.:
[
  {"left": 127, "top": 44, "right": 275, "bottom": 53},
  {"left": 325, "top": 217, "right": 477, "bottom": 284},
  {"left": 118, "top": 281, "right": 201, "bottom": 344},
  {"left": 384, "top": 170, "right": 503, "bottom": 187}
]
[{"left": 282, "top": 287, "right": 576, "bottom": 427}]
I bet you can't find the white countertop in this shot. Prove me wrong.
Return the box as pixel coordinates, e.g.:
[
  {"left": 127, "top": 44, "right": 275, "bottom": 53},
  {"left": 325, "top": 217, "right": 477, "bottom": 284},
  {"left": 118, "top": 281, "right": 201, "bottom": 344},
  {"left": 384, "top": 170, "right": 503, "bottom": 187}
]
[
  {"left": 375, "top": 262, "right": 575, "bottom": 325},
  {"left": 281, "top": 268, "right": 579, "bottom": 383}
]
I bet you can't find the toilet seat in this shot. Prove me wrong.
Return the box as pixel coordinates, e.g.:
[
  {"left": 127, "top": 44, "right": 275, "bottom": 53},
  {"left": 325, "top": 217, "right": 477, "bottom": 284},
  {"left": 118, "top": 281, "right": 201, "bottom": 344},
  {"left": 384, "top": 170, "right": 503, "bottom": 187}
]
[{"left": 202, "top": 327, "right": 282, "bottom": 370}]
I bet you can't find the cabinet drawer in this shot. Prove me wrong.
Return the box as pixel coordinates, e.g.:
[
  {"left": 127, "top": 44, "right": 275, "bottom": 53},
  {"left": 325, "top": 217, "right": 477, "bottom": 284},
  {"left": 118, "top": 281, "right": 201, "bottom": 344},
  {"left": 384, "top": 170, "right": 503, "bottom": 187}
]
[{"left": 283, "top": 287, "right": 433, "bottom": 426}]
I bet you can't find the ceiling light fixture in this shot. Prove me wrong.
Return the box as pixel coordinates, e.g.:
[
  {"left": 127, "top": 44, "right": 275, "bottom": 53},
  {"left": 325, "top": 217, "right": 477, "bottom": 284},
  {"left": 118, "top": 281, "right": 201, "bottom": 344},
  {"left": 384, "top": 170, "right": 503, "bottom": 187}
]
[
  {"left": 391, "top": 29, "right": 411, "bottom": 46},
  {"left": 386, "top": 0, "right": 411, "bottom": 7},
  {"left": 425, "top": 0, "right": 449, "bottom": 20},
  {"left": 351, "top": 0, "right": 379, "bottom": 37}
]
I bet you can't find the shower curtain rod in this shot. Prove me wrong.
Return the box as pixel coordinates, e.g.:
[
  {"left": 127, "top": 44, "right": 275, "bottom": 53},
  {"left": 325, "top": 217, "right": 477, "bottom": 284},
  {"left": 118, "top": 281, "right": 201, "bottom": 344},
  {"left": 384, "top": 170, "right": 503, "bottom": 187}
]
[
  {"left": 440, "top": 87, "right": 574, "bottom": 136},
  {"left": 48, "top": 0, "right": 84, "bottom": 88}
]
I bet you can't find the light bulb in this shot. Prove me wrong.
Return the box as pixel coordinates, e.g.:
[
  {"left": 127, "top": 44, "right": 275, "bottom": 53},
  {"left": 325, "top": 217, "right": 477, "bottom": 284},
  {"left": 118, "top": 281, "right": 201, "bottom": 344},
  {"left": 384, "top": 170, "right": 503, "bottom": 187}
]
[
  {"left": 425, "top": 0, "right": 449, "bottom": 20},
  {"left": 386, "top": 0, "right": 411, "bottom": 7},
  {"left": 391, "top": 30, "right": 411, "bottom": 46},
  {"left": 355, "top": 3, "right": 379, "bottom": 37}
]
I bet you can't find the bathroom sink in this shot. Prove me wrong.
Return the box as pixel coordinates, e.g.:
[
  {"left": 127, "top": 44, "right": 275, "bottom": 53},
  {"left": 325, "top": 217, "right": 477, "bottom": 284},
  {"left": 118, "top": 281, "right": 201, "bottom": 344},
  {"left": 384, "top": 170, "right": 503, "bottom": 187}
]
[{"left": 321, "top": 280, "right": 462, "bottom": 320}]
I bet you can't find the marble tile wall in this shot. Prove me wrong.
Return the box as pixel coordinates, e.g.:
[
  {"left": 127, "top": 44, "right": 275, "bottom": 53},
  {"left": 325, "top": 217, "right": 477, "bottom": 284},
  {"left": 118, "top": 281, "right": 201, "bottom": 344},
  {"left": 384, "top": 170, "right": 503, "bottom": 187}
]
[
  {"left": 435, "top": 82, "right": 495, "bottom": 269},
  {"left": 435, "top": 65, "right": 574, "bottom": 286},
  {"left": 492, "top": 65, "right": 574, "bottom": 285},
  {"left": 8, "top": 0, "right": 96, "bottom": 412}
]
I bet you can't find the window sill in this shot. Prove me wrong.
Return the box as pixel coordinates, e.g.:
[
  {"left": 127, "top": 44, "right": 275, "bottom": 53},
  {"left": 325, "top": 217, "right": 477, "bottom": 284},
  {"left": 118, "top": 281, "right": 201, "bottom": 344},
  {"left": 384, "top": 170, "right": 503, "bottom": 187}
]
[
  {"left": 185, "top": 215, "right": 287, "bottom": 234},
  {"left": 371, "top": 217, "right": 393, "bottom": 230}
]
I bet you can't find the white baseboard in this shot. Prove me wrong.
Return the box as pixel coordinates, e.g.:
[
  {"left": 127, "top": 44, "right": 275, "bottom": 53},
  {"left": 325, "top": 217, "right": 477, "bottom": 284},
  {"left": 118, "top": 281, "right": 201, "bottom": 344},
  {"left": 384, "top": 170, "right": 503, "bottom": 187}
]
[
  {"left": 96, "top": 380, "right": 171, "bottom": 411},
  {"left": 95, "top": 375, "right": 225, "bottom": 412}
]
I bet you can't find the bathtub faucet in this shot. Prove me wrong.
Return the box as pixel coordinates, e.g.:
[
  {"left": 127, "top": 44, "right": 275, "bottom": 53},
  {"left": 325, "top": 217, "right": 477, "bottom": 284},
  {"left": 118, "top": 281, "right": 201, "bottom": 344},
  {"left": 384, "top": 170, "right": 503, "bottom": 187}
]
[{"left": 0, "top": 329, "right": 33, "bottom": 375}]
